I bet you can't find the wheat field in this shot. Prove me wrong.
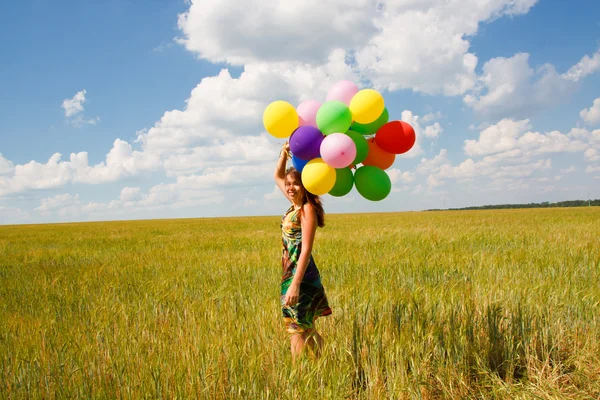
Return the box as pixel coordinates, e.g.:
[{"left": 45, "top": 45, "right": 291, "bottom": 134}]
[{"left": 1, "top": 208, "right": 599, "bottom": 399}]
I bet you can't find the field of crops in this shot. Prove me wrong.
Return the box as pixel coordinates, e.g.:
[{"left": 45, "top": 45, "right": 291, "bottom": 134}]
[{"left": 1, "top": 208, "right": 599, "bottom": 399}]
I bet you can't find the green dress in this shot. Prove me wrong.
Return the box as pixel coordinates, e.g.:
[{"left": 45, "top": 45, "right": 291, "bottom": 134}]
[{"left": 280, "top": 205, "right": 332, "bottom": 334}]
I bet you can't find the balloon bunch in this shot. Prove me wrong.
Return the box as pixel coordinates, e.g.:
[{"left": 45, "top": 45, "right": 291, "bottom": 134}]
[{"left": 263, "top": 80, "right": 416, "bottom": 201}]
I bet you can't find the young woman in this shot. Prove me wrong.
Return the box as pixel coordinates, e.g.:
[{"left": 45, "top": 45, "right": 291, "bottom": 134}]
[{"left": 274, "top": 141, "right": 332, "bottom": 359}]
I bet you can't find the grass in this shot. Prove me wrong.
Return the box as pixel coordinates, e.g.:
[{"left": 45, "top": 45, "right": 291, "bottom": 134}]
[{"left": 1, "top": 208, "right": 599, "bottom": 398}]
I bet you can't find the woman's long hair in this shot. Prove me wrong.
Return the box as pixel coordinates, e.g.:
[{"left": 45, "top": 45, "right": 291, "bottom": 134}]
[{"left": 286, "top": 167, "right": 325, "bottom": 227}]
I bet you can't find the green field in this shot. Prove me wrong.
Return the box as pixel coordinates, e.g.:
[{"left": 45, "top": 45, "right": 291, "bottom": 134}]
[{"left": 1, "top": 208, "right": 599, "bottom": 399}]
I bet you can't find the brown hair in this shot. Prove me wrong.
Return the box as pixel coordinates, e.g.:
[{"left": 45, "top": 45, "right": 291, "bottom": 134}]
[{"left": 286, "top": 167, "right": 325, "bottom": 227}]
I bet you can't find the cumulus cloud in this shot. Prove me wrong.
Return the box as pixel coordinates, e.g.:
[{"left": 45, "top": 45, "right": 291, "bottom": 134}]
[
  {"left": 0, "top": 140, "right": 162, "bottom": 196},
  {"left": 177, "top": 0, "right": 377, "bottom": 65},
  {"left": 563, "top": 50, "right": 600, "bottom": 82},
  {"left": 62, "top": 90, "right": 87, "bottom": 117},
  {"left": 177, "top": 0, "right": 539, "bottom": 96},
  {"left": 425, "top": 157, "right": 552, "bottom": 188},
  {"left": 464, "top": 118, "right": 599, "bottom": 160},
  {"left": 34, "top": 183, "right": 226, "bottom": 220},
  {"left": 10, "top": 0, "right": 600, "bottom": 221},
  {"left": 264, "top": 185, "right": 283, "bottom": 201},
  {"left": 0, "top": 154, "right": 14, "bottom": 175},
  {"left": 162, "top": 134, "right": 279, "bottom": 177},
  {"left": 424, "top": 122, "right": 443, "bottom": 139},
  {"left": 585, "top": 148, "right": 600, "bottom": 162},
  {"left": 421, "top": 117, "right": 600, "bottom": 190},
  {"left": 464, "top": 49, "right": 600, "bottom": 120},
  {"left": 138, "top": 54, "right": 356, "bottom": 154},
  {"left": 354, "top": 0, "right": 537, "bottom": 95},
  {"left": 35, "top": 193, "right": 82, "bottom": 216},
  {"left": 61, "top": 89, "right": 100, "bottom": 126},
  {"left": 388, "top": 169, "right": 416, "bottom": 184},
  {"left": 580, "top": 98, "right": 600, "bottom": 126},
  {"left": 586, "top": 165, "right": 600, "bottom": 173},
  {"left": 120, "top": 187, "right": 142, "bottom": 202},
  {"left": 416, "top": 149, "right": 449, "bottom": 174},
  {"left": 0, "top": 205, "right": 30, "bottom": 223},
  {"left": 422, "top": 112, "right": 442, "bottom": 123}
]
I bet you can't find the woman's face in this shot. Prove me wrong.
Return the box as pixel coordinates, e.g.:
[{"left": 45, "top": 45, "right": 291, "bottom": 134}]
[{"left": 285, "top": 174, "right": 304, "bottom": 204}]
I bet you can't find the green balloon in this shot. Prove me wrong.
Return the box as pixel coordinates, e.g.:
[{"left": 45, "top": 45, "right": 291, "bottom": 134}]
[
  {"left": 351, "top": 108, "right": 389, "bottom": 136},
  {"left": 354, "top": 166, "right": 391, "bottom": 201},
  {"left": 316, "top": 101, "right": 353, "bottom": 135},
  {"left": 329, "top": 167, "right": 354, "bottom": 197},
  {"left": 344, "top": 130, "right": 369, "bottom": 164}
]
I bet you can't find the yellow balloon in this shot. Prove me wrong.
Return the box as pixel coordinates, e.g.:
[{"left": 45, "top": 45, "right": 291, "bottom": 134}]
[
  {"left": 349, "top": 89, "right": 385, "bottom": 124},
  {"left": 301, "top": 158, "right": 336, "bottom": 195},
  {"left": 263, "top": 101, "right": 299, "bottom": 138}
]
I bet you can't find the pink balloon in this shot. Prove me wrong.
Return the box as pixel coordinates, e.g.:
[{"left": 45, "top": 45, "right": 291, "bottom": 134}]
[
  {"left": 320, "top": 133, "right": 357, "bottom": 169},
  {"left": 297, "top": 100, "right": 321, "bottom": 128},
  {"left": 326, "top": 80, "right": 359, "bottom": 106}
]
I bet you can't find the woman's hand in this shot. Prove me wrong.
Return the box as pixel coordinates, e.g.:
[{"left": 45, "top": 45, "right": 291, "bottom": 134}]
[
  {"left": 281, "top": 141, "right": 290, "bottom": 158},
  {"left": 284, "top": 283, "right": 300, "bottom": 307}
]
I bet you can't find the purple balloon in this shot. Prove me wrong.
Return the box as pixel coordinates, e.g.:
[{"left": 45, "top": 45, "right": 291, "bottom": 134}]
[{"left": 290, "top": 126, "right": 324, "bottom": 160}]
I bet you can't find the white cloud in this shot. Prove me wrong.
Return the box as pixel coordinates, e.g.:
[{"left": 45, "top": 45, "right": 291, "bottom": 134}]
[
  {"left": 1, "top": 153, "right": 74, "bottom": 196},
  {"left": 35, "top": 193, "right": 81, "bottom": 216},
  {"left": 264, "top": 185, "right": 283, "bottom": 201},
  {"left": 177, "top": 0, "right": 539, "bottom": 96},
  {"left": 410, "top": 184, "right": 423, "bottom": 195},
  {"left": 74, "top": 139, "right": 162, "bottom": 184},
  {"left": 162, "top": 134, "right": 279, "bottom": 176},
  {"left": 138, "top": 56, "right": 356, "bottom": 154},
  {"left": 563, "top": 50, "right": 600, "bottom": 82},
  {"left": 354, "top": 0, "right": 537, "bottom": 95},
  {"left": 584, "top": 148, "right": 600, "bottom": 162},
  {"left": 580, "top": 98, "right": 600, "bottom": 126},
  {"left": 176, "top": 163, "right": 272, "bottom": 191},
  {"left": 120, "top": 187, "right": 142, "bottom": 202},
  {"left": 416, "top": 149, "right": 449, "bottom": 174},
  {"left": 464, "top": 119, "right": 532, "bottom": 156},
  {"left": 33, "top": 183, "right": 226, "bottom": 220},
  {"left": 421, "top": 116, "right": 600, "bottom": 191},
  {"left": 426, "top": 157, "right": 552, "bottom": 188},
  {"left": 4, "top": 55, "right": 355, "bottom": 198},
  {"left": 62, "top": 90, "right": 87, "bottom": 117},
  {"left": 464, "top": 49, "right": 600, "bottom": 120},
  {"left": 464, "top": 119, "right": 598, "bottom": 160},
  {"left": 0, "top": 139, "right": 162, "bottom": 196},
  {"left": 0, "top": 205, "right": 30, "bottom": 223},
  {"left": 424, "top": 122, "right": 443, "bottom": 139},
  {"left": 586, "top": 165, "right": 600, "bottom": 173},
  {"left": 388, "top": 169, "right": 416, "bottom": 184},
  {"left": 61, "top": 89, "right": 100, "bottom": 126},
  {"left": 422, "top": 112, "right": 442, "bottom": 123},
  {"left": 13, "top": 0, "right": 600, "bottom": 223},
  {"left": 0, "top": 154, "right": 14, "bottom": 175},
  {"left": 177, "top": 0, "right": 377, "bottom": 66}
]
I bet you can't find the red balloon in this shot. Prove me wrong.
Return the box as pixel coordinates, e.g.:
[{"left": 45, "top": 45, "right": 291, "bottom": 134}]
[
  {"left": 362, "top": 138, "right": 395, "bottom": 170},
  {"left": 374, "top": 121, "right": 416, "bottom": 154}
]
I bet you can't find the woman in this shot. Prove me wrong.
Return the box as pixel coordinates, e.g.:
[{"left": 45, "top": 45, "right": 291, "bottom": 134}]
[{"left": 274, "top": 141, "right": 332, "bottom": 359}]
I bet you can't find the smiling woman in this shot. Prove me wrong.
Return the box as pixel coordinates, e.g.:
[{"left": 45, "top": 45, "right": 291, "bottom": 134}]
[{"left": 274, "top": 141, "right": 331, "bottom": 360}]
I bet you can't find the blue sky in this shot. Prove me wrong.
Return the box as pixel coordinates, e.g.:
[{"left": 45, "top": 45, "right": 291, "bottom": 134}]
[{"left": 1, "top": 0, "right": 599, "bottom": 224}]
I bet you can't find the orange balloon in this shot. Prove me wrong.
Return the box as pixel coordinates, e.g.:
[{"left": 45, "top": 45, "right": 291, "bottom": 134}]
[{"left": 362, "top": 138, "right": 395, "bottom": 170}]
